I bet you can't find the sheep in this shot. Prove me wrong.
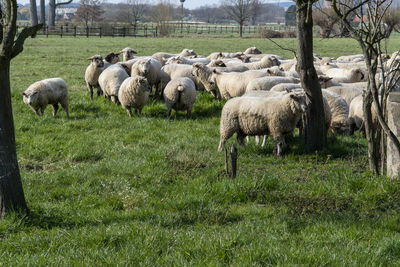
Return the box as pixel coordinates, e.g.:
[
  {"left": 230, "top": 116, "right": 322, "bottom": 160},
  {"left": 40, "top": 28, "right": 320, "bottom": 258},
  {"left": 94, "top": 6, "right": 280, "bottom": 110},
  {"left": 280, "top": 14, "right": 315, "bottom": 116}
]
[
  {"left": 325, "top": 68, "right": 365, "bottom": 83},
  {"left": 224, "top": 55, "right": 281, "bottom": 70},
  {"left": 245, "top": 76, "right": 300, "bottom": 92},
  {"left": 207, "top": 60, "right": 227, "bottom": 67},
  {"left": 270, "top": 83, "right": 302, "bottom": 92},
  {"left": 163, "top": 77, "right": 197, "bottom": 118},
  {"left": 118, "top": 75, "right": 151, "bottom": 117},
  {"left": 131, "top": 57, "right": 163, "bottom": 94},
  {"left": 265, "top": 66, "right": 299, "bottom": 78},
  {"left": 218, "top": 91, "right": 307, "bottom": 156},
  {"left": 207, "top": 52, "right": 244, "bottom": 60},
  {"left": 326, "top": 86, "right": 364, "bottom": 105},
  {"left": 85, "top": 55, "right": 105, "bottom": 100},
  {"left": 98, "top": 64, "right": 130, "bottom": 104},
  {"left": 193, "top": 65, "right": 270, "bottom": 100},
  {"left": 322, "top": 89, "right": 350, "bottom": 135},
  {"left": 104, "top": 52, "right": 121, "bottom": 65},
  {"left": 157, "top": 69, "right": 171, "bottom": 97},
  {"left": 243, "top": 47, "right": 262, "bottom": 54},
  {"left": 119, "top": 47, "right": 137, "bottom": 61},
  {"left": 165, "top": 55, "right": 211, "bottom": 65},
  {"left": 162, "top": 63, "right": 204, "bottom": 91},
  {"left": 336, "top": 54, "right": 364, "bottom": 62},
  {"left": 152, "top": 49, "right": 197, "bottom": 66},
  {"left": 22, "top": 78, "right": 69, "bottom": 117}
]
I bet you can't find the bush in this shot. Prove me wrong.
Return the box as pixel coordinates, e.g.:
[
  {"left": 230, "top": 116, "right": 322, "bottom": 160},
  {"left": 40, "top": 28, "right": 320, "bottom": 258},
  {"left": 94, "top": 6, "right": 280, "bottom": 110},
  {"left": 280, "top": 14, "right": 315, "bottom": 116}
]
[{"left": 258, "top": 28, "right": 296, "bottom": 38}]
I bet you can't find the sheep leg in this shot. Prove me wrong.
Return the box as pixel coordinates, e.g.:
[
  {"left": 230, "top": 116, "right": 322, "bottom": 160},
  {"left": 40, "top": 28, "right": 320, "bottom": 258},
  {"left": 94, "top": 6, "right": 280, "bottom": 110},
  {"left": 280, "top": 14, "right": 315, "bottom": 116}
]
[
  {"left": 246, "top": 136, "right": 250, "bottom": 143},
  {"left": 60, "top": 98, "right": 69, "bottom": 118},
  {"left": 126, "top": 108, "right": 132, "bottom": 117},
  {"left": 255, "top": 136, "right": 260, "bottom": 146},
  {"left": 96, "top": 86, "right": 103, "bottom": 97},
  {"left": 167, "top": 108, "right": 172, "bottom": 119},
  {"left": 261, "top": 135, "right": 267, "bottom": 147},
  {"left": 40, "top": 107, "right": 45, "bottom": 116},
  {"left": 52, "top": 103, "right": 59, "bottom": 117},
  {"left": 273, "top": 136, "right": 284, "bottom": 156},
  {"left": 236, "top": 132, "right": 246, "bottom": 148},
  {"left": 218, "top": 138, "right": 226, "bottom": 152},
  {"left": 33, "top": 108, "right": 40, "bottom": 116},
  {"left": 111, "top": 96, "right": 119, "bottom": 105},
  {"left": 186, "top": 108, "right": 192, "bottom": 118}
]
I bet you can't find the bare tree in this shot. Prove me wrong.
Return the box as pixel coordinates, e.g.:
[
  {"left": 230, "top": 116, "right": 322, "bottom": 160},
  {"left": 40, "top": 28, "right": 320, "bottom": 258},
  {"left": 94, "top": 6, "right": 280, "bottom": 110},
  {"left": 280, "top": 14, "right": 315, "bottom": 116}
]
[
  {"left": 48, "top": 0, "right": 73, "bottom": 27},
  {"left": 39, "top": 0, "right": 45, "bottom": 25},
  {"left": 151, "top": 0, "right": 174, "bottom": 36},
  {"left": 313, "top": 7, "right": 339, "bottom": 38},
  {"left": 29, "top": 0, "right": 38, "bottom": 25},
  {"left": 382, "top": 6, "right": 400, "bottom": 37},
  {"left": 75, "top": 0, "right": 104, "bottom": 27},
  {"left": 294, "top": 0, "right": 327, "bottom": 153},
  {"left": 127, "top": 0, "right": 146, "bottom": 33},
  {"left": 0, "top": 0, "right": 42, "bottom": 217},
  {"left": 329, "top": 0, "right": 400, "bottom": 174},
  {"left": 222, "top": 0, "right": 253, "bottom": 37},
  {"left": 249, "top": 0, "right": 263, "bottom": 25}
]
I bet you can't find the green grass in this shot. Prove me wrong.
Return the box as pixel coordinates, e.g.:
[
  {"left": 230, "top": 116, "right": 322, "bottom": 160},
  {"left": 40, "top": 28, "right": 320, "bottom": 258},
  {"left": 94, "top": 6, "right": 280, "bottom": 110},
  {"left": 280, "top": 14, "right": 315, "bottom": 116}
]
[{"left": 2, "top": 36, "right": 400, "bottom": 265}]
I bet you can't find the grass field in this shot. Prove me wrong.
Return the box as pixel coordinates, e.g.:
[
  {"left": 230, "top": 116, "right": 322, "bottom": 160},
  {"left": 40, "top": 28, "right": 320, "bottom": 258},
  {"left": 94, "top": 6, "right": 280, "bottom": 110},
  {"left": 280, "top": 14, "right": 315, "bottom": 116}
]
[{"left": 2, "top": 36, "right": 400, "bottom": 265}]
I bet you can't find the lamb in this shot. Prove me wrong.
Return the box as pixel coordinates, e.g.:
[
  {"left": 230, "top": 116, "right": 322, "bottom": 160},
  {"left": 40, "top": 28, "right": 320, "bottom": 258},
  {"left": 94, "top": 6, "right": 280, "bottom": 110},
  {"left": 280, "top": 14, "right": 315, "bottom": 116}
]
[
  {"left": 118, "top": 75, "right": 151, "bottom": 117},
  {"left": 165, "top": 55, "right": 211, "bottom": 65},
  {"left": 245, "top": 76, "right": 300, "bottom": 92},
  {"left": 119, "top": 47, "right": 137, "bottom": 61},
  {"left": 22, "top": 78, "right": 69, "bottom": 117},
  {"left": 85, "top": 55, "right": 105, "bottom": 100},
  {"left": 98, "top": 64, "right": 130, "bottom": 104},
  {"left": 218, "top": 91, "right": 307, "bottom": 156},
  {"left": 163, "top": 77, "right": 197, "bottom": 118},
  {"left": 152, "top": 49, "right": 197, "bottom": 66},
  {"left": 322, "top": 89, "right": 350, "bottom": 135},
  {"left": 325, "top": 68, "right": 365, "bottom": 83},
  {"left": 326, "top": 86, "right": 364, "bottom": 105},
  {"left": 131, "top": 58, "right": 163, "bottom": 94}
]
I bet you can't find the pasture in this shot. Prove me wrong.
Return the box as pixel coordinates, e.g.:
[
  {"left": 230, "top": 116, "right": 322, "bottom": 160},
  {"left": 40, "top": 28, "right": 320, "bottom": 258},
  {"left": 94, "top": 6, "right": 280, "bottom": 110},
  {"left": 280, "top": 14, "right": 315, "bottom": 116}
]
[{"left": 2, "top": 36, "right": 400, "bottom": 265}]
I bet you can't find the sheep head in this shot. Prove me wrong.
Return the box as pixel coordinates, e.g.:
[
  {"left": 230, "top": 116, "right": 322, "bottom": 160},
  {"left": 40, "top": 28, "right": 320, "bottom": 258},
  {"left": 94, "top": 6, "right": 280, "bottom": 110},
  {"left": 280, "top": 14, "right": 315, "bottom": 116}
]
[
  {"left": 288, "top": 92, "right": 307, "bottom": 114},
  {"left": 105, "top": 52, "right": 120, "bottom": 64},
  {"left": 120, "top": 47, "right": 137, "bottom": 61},
  {"left": 181, "top": 48, "right": 197, "bottom": 57},
  {"left": 244, "top": 47, "right": 262, "bottom": 54},
  {"left": 88, "top": 55, "right": 104, "bottom": 68}
]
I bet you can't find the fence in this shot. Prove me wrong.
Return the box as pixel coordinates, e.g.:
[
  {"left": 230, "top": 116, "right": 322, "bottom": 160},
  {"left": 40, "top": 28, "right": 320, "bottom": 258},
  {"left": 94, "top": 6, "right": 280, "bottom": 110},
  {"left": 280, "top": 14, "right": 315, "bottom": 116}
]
[{"left": 16, "top": 23, "right": 296, "bottom": 38}]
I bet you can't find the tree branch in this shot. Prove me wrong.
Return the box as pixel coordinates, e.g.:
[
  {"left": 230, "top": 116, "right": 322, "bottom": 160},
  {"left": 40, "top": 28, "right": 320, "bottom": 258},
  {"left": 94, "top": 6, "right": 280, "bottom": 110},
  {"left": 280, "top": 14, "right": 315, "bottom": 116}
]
[
  {"left": 11, "top": 24, "right": 42, "bottom": 59},
  {"left": 55, "top": 0, "right": 72, "bottom": 7}
]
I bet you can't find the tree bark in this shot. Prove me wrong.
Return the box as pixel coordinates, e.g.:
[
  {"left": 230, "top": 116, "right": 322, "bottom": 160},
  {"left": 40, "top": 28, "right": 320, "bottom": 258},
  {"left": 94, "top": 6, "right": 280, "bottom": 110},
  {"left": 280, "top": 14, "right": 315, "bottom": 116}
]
[
  {"left": 40, "top": 0, "right": 46, "bottom": 25},
  {"left": 296, "top": 0, "right": 326, "bottom": 153},
  {"left": 29, "top": 0, "right": 38, "bottom": 26},
  {"left": 239, "top": 22, "right": 243, "bottom": 37},
  {"left": 48, "top": 0, "right": 73, "bottom": 27},
  {"left": 0, "top": 59, "right": 28, "bottom": 217}
]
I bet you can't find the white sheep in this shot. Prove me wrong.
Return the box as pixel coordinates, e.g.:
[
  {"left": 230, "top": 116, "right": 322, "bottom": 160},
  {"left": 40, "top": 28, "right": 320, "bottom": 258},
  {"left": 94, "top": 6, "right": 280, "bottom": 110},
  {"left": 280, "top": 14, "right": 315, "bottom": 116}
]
[
  {"left": 162, "top": 63, "right": 204, "bottom": 91},
  {"left": 218, "top": 91, "right": 307, "bottom": 156},
  {"left": 22, "top": 78, "right": 69, "bottom": 117},
  {"left": 152, "top": 49, "right": 197, "bottom": 66},
  {"left": 224, "top": 55, "right": 281, "bottom": 70},
  {"left": 165, "top": 55, "right": 211, "bottom": 65},
  {"left": 322, "top": 89, "right": 350, "bottom": 135},
  {"left": 325, "top": 68, "right": 365, "bottom": 83},
  {"left": 163, "top": 77, "right": 197, "bottom": 118},
  {"left": 192, "top": 63, "right": 269, "bottom": 100},
  {"left": 348, "top": 95, "right": 379, "bottom": 135},
  {"left": 98, "top": 64, "right": 130, "bottom": 104},
  {"left": 243, "top": 47, "right": 262, "bottom": 54},
  {"left": 118, "top": 75, "right": 151, "bottom": 117},
  {"left": 207, "top": 52, "right": 243, "bottom": 60},
  {"left": 85, "top": 55, "right": 105, "bottom": 100},
  {"left": 270, "top": 83, "right": 302, "bottom": 92},
  {"left": 336, "top": 54, "right": 364, "bottom": 62},
  {"left": 245, "top": 76, "right": 300, "bottom": 92},
  {"left": 326, "top": 86, "right": 364, "bottom": 105},
  {"left": 119, "top": 47, "right": 137, "bottom": 61},
  {"left": 131, "top": 57, "right": 163, "bottom": 94}
]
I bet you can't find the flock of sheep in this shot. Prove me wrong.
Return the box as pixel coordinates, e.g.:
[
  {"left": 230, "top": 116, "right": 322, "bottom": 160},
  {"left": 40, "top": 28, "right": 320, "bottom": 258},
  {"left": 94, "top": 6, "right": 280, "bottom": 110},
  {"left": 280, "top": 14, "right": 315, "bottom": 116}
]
[{"left": 20, "top": 45, "right": 400, "bottom": 155}]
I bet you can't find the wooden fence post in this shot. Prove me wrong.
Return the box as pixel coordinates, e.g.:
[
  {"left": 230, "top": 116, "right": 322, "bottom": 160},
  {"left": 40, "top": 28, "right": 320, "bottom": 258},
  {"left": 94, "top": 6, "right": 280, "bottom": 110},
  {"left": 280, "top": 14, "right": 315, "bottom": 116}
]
[
  {"left": 230, "top": 145, "right": 237, "bottom": 179},
  {"left": 99, "top": 27, "right": 102, "bottom": 38},
  {"left": 144, "top": 25, "right": 147, "bottom": 37},
  {"left": 46, "top": 25, "right": 49, "bottom": 37},
  {"left": 60, "top": 26, "right": 63, "bottom": 38},
  {"left": 86, "top": 26, "right": 89, "bottom": 38},
  {"left": 73, "top": 26, "right": 76, "bottom": 37}
]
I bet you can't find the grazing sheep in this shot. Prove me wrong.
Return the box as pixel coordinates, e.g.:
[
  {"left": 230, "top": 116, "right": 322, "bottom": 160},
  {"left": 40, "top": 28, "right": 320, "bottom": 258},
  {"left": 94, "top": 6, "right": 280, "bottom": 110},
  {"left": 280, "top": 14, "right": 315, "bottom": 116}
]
[
  {"left": 85, "top": 55, "right": 104, "bottom": 100},
  {"left": 348, "top": 95, "right": 378, "bottom": 135},
  {"left": 22, "top": 78, "right": 69, "bottom": 117},
  {"left": 336, "top": 54, "right": 364, "bottom": 62},
  {"left": 207, "top": 60, "right": 227, "bottom": 67},
  {"left": 265, "top": 66, "right": 299, "bottom": 78},
  {"left": 218, "top": 91, "right": 307, "bottom": 156},
  {"left": 224, "top": 55, "right": 281, "bottom": 70},
  {"left": 325, "top": 68, "right": 365, "bottom": 83},
  {"left": 245, "top": 76, "right": 300, "bottom": 92},
  {"left": 163, "top": 77, "right": 197, "bottom": 117},
  {"left": 98, "top": 64, "right": 130, "bottom": 104},
  {"left": 322, "top": 89, "right": 350, "bottom": 135},
  {"left": 326, "top": 86, "right": 364, "bottom": 105},
  {"left": 270, "top": 83, "right": 302, "bottom": 92},
  {"left": 131, "top": 58, "right": 163, "bottom": 94},
  {"left": 152, "top": 49, "right": 197, "bottom": 66},
  {"left": 244, "top": 47, "right": 262, "bottom": 54},
  {"left": 207, "top": 52, "right": 244, "bottom": 60},
  {"left": 119, "top": 47, "right": 137, "bottom": 61},
  {"left": 162, "top": 63, "right": 204, "bottom": 91},
  {"left": 118, "top": 75, "right": 151, "bottom": 117}
]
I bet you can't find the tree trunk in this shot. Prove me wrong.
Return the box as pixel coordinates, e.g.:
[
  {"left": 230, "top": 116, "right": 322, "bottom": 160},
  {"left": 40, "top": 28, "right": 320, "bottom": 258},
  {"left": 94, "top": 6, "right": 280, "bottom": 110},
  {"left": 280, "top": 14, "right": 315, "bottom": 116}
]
[
  {"left": 239, "top": 22, "right": 243, "bottom": 37},
  {"left": 29, "top": 0, "right": 38, "bottom": 26},
  {"left": 40, "top": 0, "right": 45, "bottom": 25},
  {"left": 0, "top": 59, "right": 28, "bottom": 217},
  {"left": 296, "top": 0, "right": 326, "bottom": 153},
  {"left": 48, "top": 0, "right": 56, "bottom": 27},
  {"left": 363, "top": 90, "right": 379, "bottom": 174}
]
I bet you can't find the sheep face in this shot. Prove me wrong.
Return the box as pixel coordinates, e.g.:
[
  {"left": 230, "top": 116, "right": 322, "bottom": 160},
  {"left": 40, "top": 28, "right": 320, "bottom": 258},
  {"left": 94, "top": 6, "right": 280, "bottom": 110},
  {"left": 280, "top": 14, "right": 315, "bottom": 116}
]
[
  {"left": 137, "top": 60, "right": 151, "bottom": 75},
  {"left": 181, "top": 49, "right": 197, "bottom": 57},
  {"left": 318, "top": 76, "right": 333, "bottom": 88},
  {"left": 289, "top": 92, "right": 307, "bottom": 114},
  {"left": 331, "top": 121, "right": 350, "bottom": 135},
  {"left": 105, "top": 52, "right": 120, "bottom": 64},
  {"left": 352, "top": 68, "right": 365, "bottom": 82},
  {"left": 120, "top": 47, "right": 137, "bottom": 61},
  {"left": 88, "top": 55, "right": 104, "bottom": 68},
  {"left": 245, "top": 47, "right": 262, "bottom": 54},
  {"left": 22, "top": 91, "right": 40, "bottom": 108},
  {"left": 136, "top": 76, "right": 151, "bottom": 92},
  {"left": 165, "top": 56, "right": 179, "bottom": 65}
]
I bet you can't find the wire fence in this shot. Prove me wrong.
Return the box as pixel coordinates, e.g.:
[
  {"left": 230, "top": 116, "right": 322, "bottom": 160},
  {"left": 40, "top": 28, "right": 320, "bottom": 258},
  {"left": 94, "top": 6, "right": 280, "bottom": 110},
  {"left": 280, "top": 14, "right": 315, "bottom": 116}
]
[{"left": 16, "top": 23, "right": 297, "bottom": 38}]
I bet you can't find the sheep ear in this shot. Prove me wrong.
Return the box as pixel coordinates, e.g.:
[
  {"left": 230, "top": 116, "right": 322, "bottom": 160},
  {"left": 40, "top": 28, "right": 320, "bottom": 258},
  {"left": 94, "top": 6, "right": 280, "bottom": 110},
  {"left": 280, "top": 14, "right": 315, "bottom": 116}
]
[
  {"left": 289, "top": 93, "right": 299, "bottom": 100},
  {"left": 87, "top": 57, "right": 94, "bottom": 60},
  {"left": 285, "top": 88, "right": 290, "bottom": 93},
  {"left": 133, "top": 50, "right": 138, "bottom": 54},
  {"left": 32, "top": 91, "right": 38, "bottom": 95},
  {"left": 115, "top": 52, "right": 121, "bottom": 56},
  {"left": 212, "top": 69, "right": 218, "bottom": 74},
  {"left": 267, "top": 69, "right": 272, "bottom": 74},
  {"left": 21, "top": 92, "right": 26, "bottom": 96},
  {"left": 280, "top": 67, "right": 284, "bottom": 71}
]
